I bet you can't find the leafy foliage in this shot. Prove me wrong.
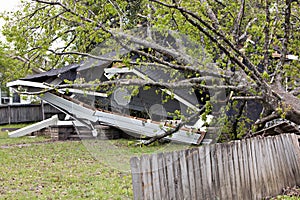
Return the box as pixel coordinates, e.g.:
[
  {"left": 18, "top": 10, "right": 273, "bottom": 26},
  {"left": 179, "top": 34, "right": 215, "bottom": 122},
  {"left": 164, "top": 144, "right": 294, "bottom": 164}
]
[
  {"left": 0, "top": 42, "right": 28, "bottom": 88},
  {"left": 1, "top": 0, "right": 299, "bottom": 140}
]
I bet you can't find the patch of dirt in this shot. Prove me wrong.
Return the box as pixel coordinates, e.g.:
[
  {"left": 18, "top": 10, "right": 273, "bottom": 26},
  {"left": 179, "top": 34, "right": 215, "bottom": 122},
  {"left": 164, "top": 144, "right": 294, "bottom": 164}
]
[{"left": 0, "top": 140, "right": 59, "bottom": 149}]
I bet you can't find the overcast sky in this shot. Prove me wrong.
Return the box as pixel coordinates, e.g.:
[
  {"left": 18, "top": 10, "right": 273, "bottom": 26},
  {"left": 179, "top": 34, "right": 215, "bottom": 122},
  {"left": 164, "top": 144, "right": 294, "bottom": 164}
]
[{"left": 0, "top": 0, "right": 22, "bottom": 41}]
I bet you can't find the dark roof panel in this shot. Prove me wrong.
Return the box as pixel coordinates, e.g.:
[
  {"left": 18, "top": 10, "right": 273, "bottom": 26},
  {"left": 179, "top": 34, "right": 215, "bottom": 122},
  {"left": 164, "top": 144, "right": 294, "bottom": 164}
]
[{"left": 21, "top": 63, "right": 80, "bottom": 82}]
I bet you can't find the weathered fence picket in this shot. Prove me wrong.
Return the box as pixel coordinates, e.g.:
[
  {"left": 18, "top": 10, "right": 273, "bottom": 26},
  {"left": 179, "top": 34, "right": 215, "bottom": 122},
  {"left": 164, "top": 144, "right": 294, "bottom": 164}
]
[{"left": 131, "top": 134, "right": 300, "bottom": 200}]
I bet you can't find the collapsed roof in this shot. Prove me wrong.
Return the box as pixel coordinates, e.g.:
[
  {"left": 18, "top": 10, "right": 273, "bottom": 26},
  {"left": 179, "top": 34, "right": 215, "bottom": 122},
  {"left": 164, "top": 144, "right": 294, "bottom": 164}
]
[{"left": 8, "top": 48, "right": 212, "bottom": 144}]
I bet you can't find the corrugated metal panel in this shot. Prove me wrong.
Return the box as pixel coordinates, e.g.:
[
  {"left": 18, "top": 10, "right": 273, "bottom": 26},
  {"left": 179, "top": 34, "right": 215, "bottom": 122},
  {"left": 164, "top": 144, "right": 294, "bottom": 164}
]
[{"left": 40, "top": 92, "right": 202, "bottom": 144}]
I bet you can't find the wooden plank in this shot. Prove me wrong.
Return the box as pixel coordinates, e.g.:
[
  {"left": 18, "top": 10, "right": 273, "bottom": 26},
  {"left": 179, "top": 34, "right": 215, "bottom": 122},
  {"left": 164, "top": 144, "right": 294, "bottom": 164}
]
[
  {"left": 216, "top": 143, "right": 225, "bottom": 199},
  {"left": 130, "top": 157, "right": 143, "bottom": 200},
  {"left": 268, "top": 136, "right": 282, "bottom": 195},
  {"left": 179, "top": 150, "right": 191, "bottom": 199},
  {"left": 265, "top": 137, "right": 280, "bottom": 195},
  {"left": 263, "top": 137, "right": 273, "bottom": 196},
  {"left": 286, "top": 134, "right": 300, "bottom": 182},
  {"left": 204, "top": 144, "right": 213, "bottom": 199},
  {"left": 165, "top": 152, "right": 176, "bottom": 200},
  {"left": 192, "top": 147, "right": 202, "bottom": 199},
  {"left": 223, "top": 143, "right": 233, "bottom": 199},
  {"left": 199, "top": 145, "right": 208, "bottom": 199},
  {"left": 157, "top": 153, "right": 169, "bottom": 200},
  {"left": 140, "top": 155, "right": 154, "bottom": 200},
  {"left": 8, "top": 105, "right": 11, "bottom": 124},
  {"left": 9, "top": 115, "right": 58, "bottom": 138},
  {"left": 232, "top": 141, "right": 242, "bottom": 200},
  {"left": 242, "top": 139, "right": 252, "bottom": 199},
  {"left": 173, "top": 151, "right": 183, "bottom": 199},
  {"left": 259, "top": 136, "right": 271, "bottom": 198},
  {"left": 280, "top": 134, "right": 296, "bottom": 187},
  {"left": 227, "top": 142, "right": 236, "bottom": 199},
  {"left": 151, "top": 153, "right": 161, "bottom": 200},
  {"left": 272, "top": 136, "right": 284, "bottom": 192},
  {"left": 274, "top": 135, "right": 290, "bottom": 188},
  {"left": 249, "top": 137, "right": 259, "bottom": 199},
  {"left": 256, "top": 137, "right": 267, "bottom": 199},
  {"left": 186, "top": 149, "right": 196, "bottom": 200},
  {"left": 292, "top": 135, "right": 300, "bottom": 185},
  {"left": 286, "top": 135, "right": 300, "bottom": 185},
  {"left": 209, "top": 143, "right": 219, "bottom": 200},
  {"left": 237, "top": 140, "right": 246, "bottom": 199},
  {"left": 272, "top": 135, "right": 287, "bottom": 193}
]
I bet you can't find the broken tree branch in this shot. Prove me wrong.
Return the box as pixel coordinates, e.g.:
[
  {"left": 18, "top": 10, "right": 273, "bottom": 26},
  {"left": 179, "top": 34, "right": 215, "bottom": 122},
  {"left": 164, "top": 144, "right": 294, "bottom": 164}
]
[
  {"left": 275, "top": 0, "right": 292, "bottom": 89},
  {"left": 143, "top": 106, "right": 206, "bottom": 146},
  {"left": 233, "top": 0, "right": 245, "bottom": 42},
  {"left": 150, "top": 0, "right": 266, "bottom": 86},
  {"left": 231, "top": 96, "right": 264, "bottom": 101},
  {"left": 109, "top": 31, "right": 230, "bottom": 78},
  {"left": 254, "top": 112, "right": 279, "bottom": 125},
  {"left": 16, "top": 77, "right": 248, "bottom": 96},
  {"left": 263, "top": 0, "right": 270, "bottom": 70}
]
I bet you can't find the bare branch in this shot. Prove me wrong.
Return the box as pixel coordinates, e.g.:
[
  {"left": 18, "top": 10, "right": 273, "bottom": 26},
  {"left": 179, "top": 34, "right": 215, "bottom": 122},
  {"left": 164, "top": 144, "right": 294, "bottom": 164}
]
[
  {"left": 150, "top": 0, "right": 266, "bottom": 86},
  {"left": 275, "top": 0, "right": 292, "bottom": 89},
  {"left": 108, "top": 31, "right": 231, "bottom": 78},
  {"left": 238, "top": 18, "right": 257, "bottom": 42},
  {"left": 47, "top": 49, "right": 122, "bottom": 62},
  {"left": 9, "top": 55, "right": 30, "bottom": 63},
  {"left": 150, "top": 0, "right": 285, "bottom": 103},
  {"left": 231, "top": 96, "right": 264, "bottom": 101},
  {"left": 233, "top": 0, "right": 245, "bottom": 42},
  {"left": 143, "top": 107, "right": 206, "bottom": 146},
  {"left": 115, "top": 32, "right": 192, "bottom": 65},
  {"left": 254, "top": 112, "right": 279, "bottom": 125},
  {"left": 199, "top": 0, "right": 220, "bottom": 29},
  {"left": 263, "top": 0, "right": 270, "bottom": 71},
  {"left": 17, "top": 77, "right": 248, "bottom": 96}
]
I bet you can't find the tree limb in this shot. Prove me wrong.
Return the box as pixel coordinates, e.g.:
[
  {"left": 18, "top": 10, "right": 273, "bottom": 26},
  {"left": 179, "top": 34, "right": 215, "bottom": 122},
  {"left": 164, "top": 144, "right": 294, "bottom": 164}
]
[
  {"left": 275, "top": 0, "right": 292, "bottom": 89},
  {"left": 150, "top": 0, "right": 267, "bottom": 87},
  {"left": 109, "top": 31, "right": 230, "bottom": 78},
  {"left": 17, "top": 77, "right": 248, "bottom": 96},
  {"left": 263, "top": 0, "right": 270, "bottom": 70},
  {"left": 231, "top": 96, "right": 264, "bottom": 101},
  {"left": 238, "top": 18, "right": 257, "bottom": 42},
  {"left": 233, "top": 0, "right": 245, "bottom": 42},
  {"left": 143, "top": 106, "right": 206, "bottom": 146},
  {"left": 254, "top": 112, "right": 279, "bottom": 125},
  {"left": 199, "top": 0, "right": 220, "bottom": 29}
]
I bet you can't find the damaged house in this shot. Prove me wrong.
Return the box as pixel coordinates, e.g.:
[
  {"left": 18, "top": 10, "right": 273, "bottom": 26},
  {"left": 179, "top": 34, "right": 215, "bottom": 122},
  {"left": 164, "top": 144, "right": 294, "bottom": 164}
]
[
  {"left": 8, "top": 31, "right": 297, "bottom": 144},
  {"left": 8, "top": 45, "right": 216, "bottom": 145}
]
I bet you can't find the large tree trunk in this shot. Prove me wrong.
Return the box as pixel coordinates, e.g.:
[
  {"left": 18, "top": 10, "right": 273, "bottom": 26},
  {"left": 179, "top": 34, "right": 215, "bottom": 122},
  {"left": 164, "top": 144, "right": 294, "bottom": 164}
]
[{"left": 280, "top": 92, "right": 300, "bottom": 124}]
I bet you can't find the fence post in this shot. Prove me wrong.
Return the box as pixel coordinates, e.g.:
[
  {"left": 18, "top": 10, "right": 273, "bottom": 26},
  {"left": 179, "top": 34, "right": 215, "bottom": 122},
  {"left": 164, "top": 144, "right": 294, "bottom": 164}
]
[
  {"left": 8, "top": 105, "right": 11, "bottom": 124},
  {"left": 41, "top": 100, "right": 45, "bottom": 120}
]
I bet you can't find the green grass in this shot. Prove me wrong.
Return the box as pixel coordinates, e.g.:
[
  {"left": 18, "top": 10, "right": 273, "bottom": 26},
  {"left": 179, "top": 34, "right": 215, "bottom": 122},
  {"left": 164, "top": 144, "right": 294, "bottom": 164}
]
[{"left": 0, "top": 124, "right": 192, "bottom": 199}]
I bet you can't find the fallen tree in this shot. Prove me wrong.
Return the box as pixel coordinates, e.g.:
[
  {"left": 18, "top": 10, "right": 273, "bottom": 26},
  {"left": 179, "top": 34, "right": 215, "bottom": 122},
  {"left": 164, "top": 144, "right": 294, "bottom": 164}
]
[{"left": 2, "top": 0, "right": 300, "bottom": 141}]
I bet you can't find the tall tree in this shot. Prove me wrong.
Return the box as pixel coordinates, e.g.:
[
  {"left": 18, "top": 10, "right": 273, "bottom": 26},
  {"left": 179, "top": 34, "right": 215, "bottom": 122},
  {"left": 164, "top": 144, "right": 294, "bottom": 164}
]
[
  {"left": 1, "top": 0, "right": 299, "bottom": 139},
  {"left": 0, "top": 42, "right": 27, "bottom": 87}
]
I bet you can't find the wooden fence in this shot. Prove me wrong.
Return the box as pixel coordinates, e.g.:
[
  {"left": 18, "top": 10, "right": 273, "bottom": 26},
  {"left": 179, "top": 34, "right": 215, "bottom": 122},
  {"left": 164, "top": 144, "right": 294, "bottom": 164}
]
[
  {"left": 130, "top": 134, "right": 300, "bottom": 200},
  {"left": 0, "top": 103, "right": 63, "bottom": 125}
]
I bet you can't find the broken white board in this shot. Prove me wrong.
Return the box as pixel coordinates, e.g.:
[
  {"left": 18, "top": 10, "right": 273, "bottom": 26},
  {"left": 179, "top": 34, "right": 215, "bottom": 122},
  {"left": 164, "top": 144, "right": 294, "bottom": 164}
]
[{"left": 9, "top": 115, "right": 58, "bottom": 138}]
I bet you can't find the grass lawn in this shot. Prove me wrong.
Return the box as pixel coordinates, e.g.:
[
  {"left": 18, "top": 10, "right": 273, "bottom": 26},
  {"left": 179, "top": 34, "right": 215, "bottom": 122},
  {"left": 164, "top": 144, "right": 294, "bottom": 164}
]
[
  {"left": 0, "top": 124, "right": 191, "bottom": 199},
  {"left": 1, "top": 124, "right": 297, "bottom": 199}
]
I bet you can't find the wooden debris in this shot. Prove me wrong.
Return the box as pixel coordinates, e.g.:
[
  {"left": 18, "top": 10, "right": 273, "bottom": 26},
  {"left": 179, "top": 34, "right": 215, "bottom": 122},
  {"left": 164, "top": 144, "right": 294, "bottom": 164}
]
[{"left": 252, "top": 122, "right": 300, "bottom": 137}]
